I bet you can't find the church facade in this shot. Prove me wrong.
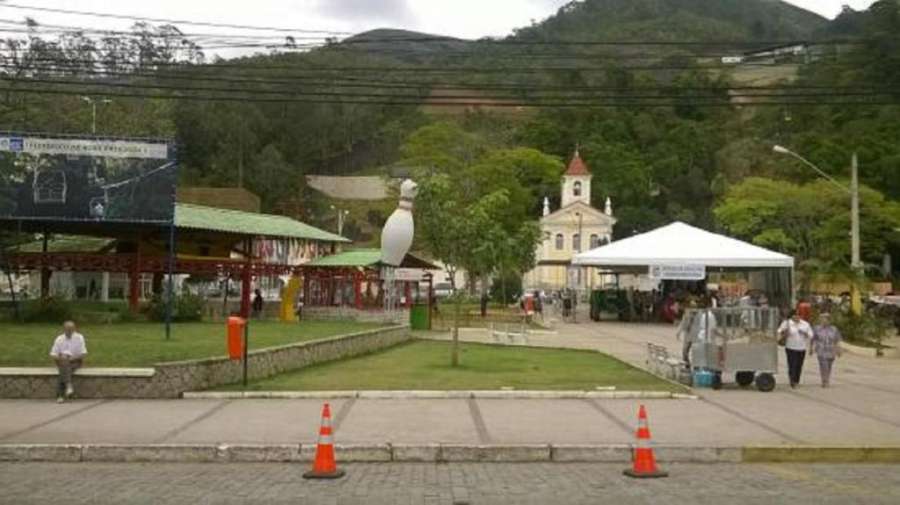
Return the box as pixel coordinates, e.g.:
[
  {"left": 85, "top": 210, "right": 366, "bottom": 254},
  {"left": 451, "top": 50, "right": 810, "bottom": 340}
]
[{"left": 523, "top": 151, "right": 616, "bottom": 292}]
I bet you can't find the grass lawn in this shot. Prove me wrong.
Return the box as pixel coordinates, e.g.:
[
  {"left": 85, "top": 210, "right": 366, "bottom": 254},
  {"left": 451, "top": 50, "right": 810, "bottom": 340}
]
[
  {"left": 1, "top": 320, "right": 384, "bottom": 367},
  {"left": 228, "top": 340, "right": 684, "bottom": 392}
]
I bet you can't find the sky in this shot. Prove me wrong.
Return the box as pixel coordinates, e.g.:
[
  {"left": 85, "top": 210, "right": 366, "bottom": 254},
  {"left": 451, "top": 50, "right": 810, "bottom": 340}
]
[{"left": 0, "top": 0, "right": 880, "bottom": 53}]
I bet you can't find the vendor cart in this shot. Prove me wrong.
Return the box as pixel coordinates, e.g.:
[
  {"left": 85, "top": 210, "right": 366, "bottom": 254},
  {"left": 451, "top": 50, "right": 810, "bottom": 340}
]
[{"left": 685, "top": 307, "right": 780, "bottom": 392}]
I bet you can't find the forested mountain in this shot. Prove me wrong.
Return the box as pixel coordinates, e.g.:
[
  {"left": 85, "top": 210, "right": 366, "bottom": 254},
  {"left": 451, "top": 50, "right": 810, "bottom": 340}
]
[
  {"left": 512, "top": 0, "right": 827, "bottom": 43},
  {"left": 1, "top": 0, "right": 898, "bottom": 270}
]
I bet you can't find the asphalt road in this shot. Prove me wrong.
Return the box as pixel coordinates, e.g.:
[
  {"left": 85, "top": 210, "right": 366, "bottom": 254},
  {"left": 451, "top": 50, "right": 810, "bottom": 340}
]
[{"left": 2, "top": 462, "right": 898, "bottom": 505}]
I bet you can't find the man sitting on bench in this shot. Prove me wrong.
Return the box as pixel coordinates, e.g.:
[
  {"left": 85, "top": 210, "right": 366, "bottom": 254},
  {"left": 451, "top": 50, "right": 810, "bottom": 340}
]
[{"left": 49, "top": 321, "right": 88, "bottom": 403}]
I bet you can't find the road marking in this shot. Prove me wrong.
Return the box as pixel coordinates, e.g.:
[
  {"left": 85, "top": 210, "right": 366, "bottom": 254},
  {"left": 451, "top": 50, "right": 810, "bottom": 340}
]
[
  {"left": 333, "top": 398, "right": 355, "bottom": 431},
  {"left": 583, "top": 399, "right": 633, "bottom": 435},
  {"left": 700, "top": 397, "right": 806, "bottom": 444},
  {"left": 154, "top": 400, "right": 231, "bottom": 443},
  {"left": 466, "top": 398, "right": 492, "bottom": 444},
  {"left": 0, "top": 400, "right": 107, "bottom": 441}
]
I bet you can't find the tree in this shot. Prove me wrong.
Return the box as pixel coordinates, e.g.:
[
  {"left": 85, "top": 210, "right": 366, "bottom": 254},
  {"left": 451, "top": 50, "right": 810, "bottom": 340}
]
[{"left": 715, "top": 177, "right": 900, "bottom": 267}]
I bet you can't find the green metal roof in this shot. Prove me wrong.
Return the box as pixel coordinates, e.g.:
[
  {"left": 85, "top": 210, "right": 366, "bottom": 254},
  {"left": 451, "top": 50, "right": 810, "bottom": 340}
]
[
  {"left": 175, "top": 203, "right": 350, "bottom": 243},
  {"left": 305, "top": 248, "right": 382, "bottom": 267},
  {"left": 305, "top": 248, "right": 439, "bottom": 270}
]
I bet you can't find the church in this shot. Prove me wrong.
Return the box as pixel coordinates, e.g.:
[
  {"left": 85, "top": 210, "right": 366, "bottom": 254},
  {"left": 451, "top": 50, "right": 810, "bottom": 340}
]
[{"left": 523, "top": 150, "right": 616, "bottom": 292}]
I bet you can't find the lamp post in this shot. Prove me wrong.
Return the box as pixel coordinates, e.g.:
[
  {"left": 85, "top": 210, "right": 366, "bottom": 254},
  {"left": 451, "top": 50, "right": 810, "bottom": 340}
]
[
  {"left": 773, "top": 145, "right": 862, "bottom": 315},
  {"left": 81, "top": 96, "right": 112, "bottom": 134},
  {"left": 329, "top": 205, "right": 350, "bottom": 236}
]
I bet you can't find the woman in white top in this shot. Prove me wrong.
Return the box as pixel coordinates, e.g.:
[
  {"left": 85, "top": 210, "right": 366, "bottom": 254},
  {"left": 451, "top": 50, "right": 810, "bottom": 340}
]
[{"left": 778, "top": 310, "right": 814, "bottom": 388}]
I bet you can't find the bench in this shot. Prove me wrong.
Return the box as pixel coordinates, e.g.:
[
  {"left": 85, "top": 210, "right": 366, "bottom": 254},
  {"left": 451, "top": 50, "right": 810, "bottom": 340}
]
[{"left": 0, "top": 367, "right": 155, "bottom": 378}]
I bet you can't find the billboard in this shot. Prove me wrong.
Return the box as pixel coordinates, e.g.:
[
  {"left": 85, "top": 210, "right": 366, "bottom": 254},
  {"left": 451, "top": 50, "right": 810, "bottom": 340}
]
[{"left": 0, "top": 134, "right": 176, "bottom": 225}]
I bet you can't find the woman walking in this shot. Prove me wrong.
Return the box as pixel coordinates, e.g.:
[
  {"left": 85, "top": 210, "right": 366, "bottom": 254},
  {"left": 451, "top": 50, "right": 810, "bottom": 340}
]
[
  {"left": 812, "top": 313, "right": 843, "bottom": 388},
  {"left": 778, "top": 310, "right": 814, "bottom": 388}
]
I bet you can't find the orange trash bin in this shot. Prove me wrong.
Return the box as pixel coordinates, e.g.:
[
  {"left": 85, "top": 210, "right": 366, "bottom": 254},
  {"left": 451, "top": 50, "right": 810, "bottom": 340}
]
[{"left": 227, "top": 316, "right": 246, "bottom": 360}]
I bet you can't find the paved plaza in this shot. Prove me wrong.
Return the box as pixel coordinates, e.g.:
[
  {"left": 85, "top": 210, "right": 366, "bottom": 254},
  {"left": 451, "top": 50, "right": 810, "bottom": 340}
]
[
  {"left": 2, "top": 462, "right": 899, "bottom": 505},
  {"left": 1, "top": 321, "right": 898, "bottom": 449}
]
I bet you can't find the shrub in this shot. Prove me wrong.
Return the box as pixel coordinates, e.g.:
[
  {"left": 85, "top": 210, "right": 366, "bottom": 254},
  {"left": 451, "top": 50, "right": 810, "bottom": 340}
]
[
  {"left": 831, "top": 309, "right": 892, "bottom": 352},
  {"left": 147, "top": 293, "right": 205, "bottom": 322},
  {"left": 21, "top": 297, "right": 74, "bottom": 323}
]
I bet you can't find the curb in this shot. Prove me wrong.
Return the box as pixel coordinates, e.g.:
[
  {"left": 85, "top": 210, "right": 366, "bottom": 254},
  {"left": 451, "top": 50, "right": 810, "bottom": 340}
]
[
  {"left": 3, "top": 444, "right": 897, "bottom": 464},
  {"left": 182, "top": 390, "right": 698, "bottom": 400}
]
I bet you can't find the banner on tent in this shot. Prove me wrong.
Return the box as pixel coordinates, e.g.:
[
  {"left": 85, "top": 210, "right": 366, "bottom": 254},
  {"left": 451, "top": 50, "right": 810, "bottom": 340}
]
[{"left": 648, "top": 263, "right": 706, "bottom": 281}]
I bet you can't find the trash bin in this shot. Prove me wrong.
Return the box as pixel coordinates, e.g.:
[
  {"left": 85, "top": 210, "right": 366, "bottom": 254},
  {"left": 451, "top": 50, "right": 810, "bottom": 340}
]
[
  {"left": 227, "top": 316, "right": 246, "bottom": 360},
  {"left": 409, "top": 303, "right": 431, "bottom": 330}
]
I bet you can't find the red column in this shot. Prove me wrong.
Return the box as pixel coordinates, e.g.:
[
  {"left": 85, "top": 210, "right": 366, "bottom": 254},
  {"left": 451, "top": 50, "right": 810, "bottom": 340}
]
[
  {"left": 128, "top": 254, "right": 140, "bottom": 312},
  {"left": 354, "top": 273, "right": 363, "bottom": 310},
  {"left": 240, "top": 263, "right": 252, "bottom": 318}
]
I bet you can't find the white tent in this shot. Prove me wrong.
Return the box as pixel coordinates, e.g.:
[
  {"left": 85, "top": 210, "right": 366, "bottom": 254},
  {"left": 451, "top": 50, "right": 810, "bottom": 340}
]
[{"left": 573, "top": 221, "right": 794, "bottom": 269}]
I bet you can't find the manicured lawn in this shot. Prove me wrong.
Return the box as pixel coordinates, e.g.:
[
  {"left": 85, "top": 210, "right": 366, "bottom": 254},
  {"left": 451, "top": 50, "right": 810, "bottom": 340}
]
[
  {"left": 229, "top": 340, "right": 684, "bottom": 392},
  {"left": 1, "top": 321, "right": 384, "bottom": 367}
]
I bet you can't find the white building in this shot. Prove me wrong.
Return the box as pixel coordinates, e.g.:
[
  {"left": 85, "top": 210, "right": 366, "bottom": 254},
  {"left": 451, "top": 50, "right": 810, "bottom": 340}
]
[{"left": 523, "top": 150, "right": 616, "bottom": 292}]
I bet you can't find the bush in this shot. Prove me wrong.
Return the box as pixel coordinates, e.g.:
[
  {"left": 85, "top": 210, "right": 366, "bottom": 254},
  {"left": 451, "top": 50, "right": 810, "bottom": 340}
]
[
  {"left": 21, "top": 297, "right": 74, "bottom": 323},
  {"left": 147, "top": 293, "right": 205, "bottom": 322},
  {"left": 490, "top": 273, "right": 523, "bottom": 304},
  {"left": 831, "top": 309, "right": 892, "bottom": 351}
]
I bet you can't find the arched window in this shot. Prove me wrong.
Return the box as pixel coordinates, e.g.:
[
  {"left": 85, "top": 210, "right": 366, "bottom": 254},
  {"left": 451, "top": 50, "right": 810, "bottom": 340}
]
[
  {"left": 572, "top": 233, "right": 581, "bottom": 252},
  {"left": 590, "top": 234, "right": 600, "bottom": 249},
  {"left": 573, "top": 181, "right": 582, "bottom": 197},
  {"left": 555, "top": 234, "right": 564, "bottom": 250}
]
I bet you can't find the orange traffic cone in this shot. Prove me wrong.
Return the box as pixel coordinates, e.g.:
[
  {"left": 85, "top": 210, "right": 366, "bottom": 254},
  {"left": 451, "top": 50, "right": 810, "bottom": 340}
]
[
  {"left": 623, "top": 404, "right": 668, "bottom": 479},
  {"left": 303, "top": 403, "right": 345, "bottom": 479}
]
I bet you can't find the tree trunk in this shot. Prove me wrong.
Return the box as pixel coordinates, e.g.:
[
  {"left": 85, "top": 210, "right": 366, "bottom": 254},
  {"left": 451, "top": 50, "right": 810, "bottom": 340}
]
[{"left": 451, "top": 296, "right": 461, "bottom": 367}]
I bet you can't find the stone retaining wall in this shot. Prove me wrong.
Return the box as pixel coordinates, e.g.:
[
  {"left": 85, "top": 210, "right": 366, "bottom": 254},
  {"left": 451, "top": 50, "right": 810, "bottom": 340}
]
[{"left": 0, "top": 326, "right": 410, "bottom": 399}]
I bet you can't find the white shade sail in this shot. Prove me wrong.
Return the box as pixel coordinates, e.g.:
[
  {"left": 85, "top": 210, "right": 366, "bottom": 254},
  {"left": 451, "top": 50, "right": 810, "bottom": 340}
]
[{"left": 573, "top": 221, "right": 794, "bottom": 269}]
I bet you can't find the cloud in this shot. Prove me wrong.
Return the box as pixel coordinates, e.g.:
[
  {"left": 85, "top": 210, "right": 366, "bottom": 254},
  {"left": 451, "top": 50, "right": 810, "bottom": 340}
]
[{"left": 315, "top": 0, "right": 417, "bottom": 25}]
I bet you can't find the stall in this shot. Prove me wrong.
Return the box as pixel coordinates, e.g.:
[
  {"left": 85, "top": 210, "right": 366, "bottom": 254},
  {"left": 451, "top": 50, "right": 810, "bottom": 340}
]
[{"left": 573, "top": 222, "right": 796, "bottom": 311}]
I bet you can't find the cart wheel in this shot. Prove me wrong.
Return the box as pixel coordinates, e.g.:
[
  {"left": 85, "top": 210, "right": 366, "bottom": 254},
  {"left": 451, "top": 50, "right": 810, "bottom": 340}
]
[
  {"left": 755, "top": 373, "right": 776, "bottom": 392},
  {"left": 735, "top": 371, "right": 755, "bottom": 387},
  {"left": 711, "top": 372, "right": 723, "bottom": 390}
]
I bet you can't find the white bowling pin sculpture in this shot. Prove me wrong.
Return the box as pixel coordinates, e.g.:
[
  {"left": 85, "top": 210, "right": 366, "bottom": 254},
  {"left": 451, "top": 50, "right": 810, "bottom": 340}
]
[{"left": 381, "top": 179, "right": 418, "bottom": 266}]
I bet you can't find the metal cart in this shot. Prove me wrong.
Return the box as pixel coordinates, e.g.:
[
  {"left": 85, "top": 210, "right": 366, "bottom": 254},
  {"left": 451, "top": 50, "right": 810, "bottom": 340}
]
[{"left": 685, "top": 307, "right": 780, "bottom": 392}]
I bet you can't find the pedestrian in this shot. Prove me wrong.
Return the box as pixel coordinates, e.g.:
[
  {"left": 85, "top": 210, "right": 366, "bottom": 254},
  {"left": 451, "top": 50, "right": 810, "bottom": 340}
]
[
  {"left": 49, "top": 321, "right": 88, "bottom": 403},
  {"left": 777, "top": 310, "right": 814, "bottom": 388},
  {"left": 252, "top": 288, "right": 264, "bottom": 318},
  {"left": 812, "top": 312, "right": 843, "bottom": 388}
]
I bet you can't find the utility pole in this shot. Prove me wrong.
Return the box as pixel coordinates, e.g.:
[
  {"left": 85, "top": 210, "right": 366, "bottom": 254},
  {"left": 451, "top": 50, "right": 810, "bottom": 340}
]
[
  {"left": 850, "top": 152, "right": 862, "bottom": 316},
  {"left": 774, "top": 146, "right": 864, "bottom": 315}
]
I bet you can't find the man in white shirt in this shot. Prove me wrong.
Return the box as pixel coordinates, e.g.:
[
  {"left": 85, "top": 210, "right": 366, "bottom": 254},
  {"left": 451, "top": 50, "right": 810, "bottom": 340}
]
[
  {"left": 778, "top": 311, "right": 813, "bottom": 388},
  {"left": 49, "top": 321, "right": 88, "bottom": 403}
]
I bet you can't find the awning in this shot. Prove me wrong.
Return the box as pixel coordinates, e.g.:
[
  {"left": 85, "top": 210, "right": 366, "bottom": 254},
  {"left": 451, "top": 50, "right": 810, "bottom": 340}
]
[{"left": 573, "top": 221, "right": 794, "bottom": 270}]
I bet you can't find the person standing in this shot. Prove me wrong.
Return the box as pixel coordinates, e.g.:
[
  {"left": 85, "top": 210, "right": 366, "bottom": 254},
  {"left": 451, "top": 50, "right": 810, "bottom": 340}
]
[
  {"left": 49, "top": 321, "right": 88, "bottom": 403},
  {"left": 252, "top": 289, "right": 264, "bottom": 319},
  {"left": 778, "top": 310, "right": 813, "bottom": 388},
  {"left": 812, "top": 313, "right": 843, "bottom": 388}
]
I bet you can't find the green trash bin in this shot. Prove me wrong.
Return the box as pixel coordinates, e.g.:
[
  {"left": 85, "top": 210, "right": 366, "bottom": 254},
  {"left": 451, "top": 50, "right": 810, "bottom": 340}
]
[{"left": 409, "top": 303, "right": 431, "bottom": 330}]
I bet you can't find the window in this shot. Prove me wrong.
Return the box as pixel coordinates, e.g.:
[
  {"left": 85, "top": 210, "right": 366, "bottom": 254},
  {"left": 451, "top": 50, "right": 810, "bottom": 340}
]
[
  {"left": 590, "top": 234, "right": 600, "bottom": 249},
  {"left": 573, "top": 233, "right": 581, "bottom": 252},
  {"left": 573, "top": 181, "right": 582, "bottom": 197},
  {"left": 555, "top": 234, "right": 564, "bottom": 250}
]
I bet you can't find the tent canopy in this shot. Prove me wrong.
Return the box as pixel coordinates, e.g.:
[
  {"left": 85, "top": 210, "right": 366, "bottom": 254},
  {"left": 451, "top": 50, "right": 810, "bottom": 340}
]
[{"left": 573, "top": 222, "right": 794, "bottom": 270}]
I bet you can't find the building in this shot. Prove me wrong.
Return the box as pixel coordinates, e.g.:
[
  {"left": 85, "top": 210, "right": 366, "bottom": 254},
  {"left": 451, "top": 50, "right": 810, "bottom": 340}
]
[{"left": 523, "top": 150, "right": 616, "bottom": 292}]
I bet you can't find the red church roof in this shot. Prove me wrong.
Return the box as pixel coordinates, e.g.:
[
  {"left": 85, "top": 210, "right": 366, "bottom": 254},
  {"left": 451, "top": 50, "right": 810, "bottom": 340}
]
[{"left": 565, "top": 150, "right": 591, "bottom": 176}]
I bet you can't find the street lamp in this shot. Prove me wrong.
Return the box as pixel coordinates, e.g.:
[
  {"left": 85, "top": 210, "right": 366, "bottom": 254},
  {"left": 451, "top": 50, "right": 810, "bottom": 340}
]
[
  {"left": 81, "top": 96, "right": 112, "bottom": 134},
  {"left": 773, "top": 145, "right": 862, "bottom": 315},
  {"left": 329, "top": 205, "right": 350, "bottom": 236}
]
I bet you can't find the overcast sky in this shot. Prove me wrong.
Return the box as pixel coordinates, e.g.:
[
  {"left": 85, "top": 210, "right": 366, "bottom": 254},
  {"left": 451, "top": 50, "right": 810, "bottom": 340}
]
[{"left": 0, "top": 0, "right": 879, "bottom": 52}]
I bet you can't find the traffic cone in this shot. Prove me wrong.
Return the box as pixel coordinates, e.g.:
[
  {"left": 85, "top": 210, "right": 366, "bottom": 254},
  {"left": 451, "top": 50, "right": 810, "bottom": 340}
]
[
  {"left": 303, "top": 403, "right": 345, "bottom": 479},
  {"left": 623, "top": 404, "right": 668, "bottom": 479}
]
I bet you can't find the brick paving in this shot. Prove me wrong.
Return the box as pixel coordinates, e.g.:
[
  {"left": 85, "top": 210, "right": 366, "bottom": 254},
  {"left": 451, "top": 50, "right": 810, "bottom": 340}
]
[{"left": 2, "top": 462, "right": 898, "bottom": 505}]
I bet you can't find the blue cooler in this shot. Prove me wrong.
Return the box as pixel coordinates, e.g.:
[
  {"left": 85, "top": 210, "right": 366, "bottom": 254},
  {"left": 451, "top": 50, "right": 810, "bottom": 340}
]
[{"left": 693, "top": 369, "right": 714, "bottom": 388}]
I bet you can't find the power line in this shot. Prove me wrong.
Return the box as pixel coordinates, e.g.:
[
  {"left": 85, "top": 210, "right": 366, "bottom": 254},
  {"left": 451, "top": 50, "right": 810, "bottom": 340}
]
[
  {"left": 2, "top": 61, "right": 893, "bottom": 96},
  {"left": 0, "top": 2, "right": 351, "bottom": 35}
]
